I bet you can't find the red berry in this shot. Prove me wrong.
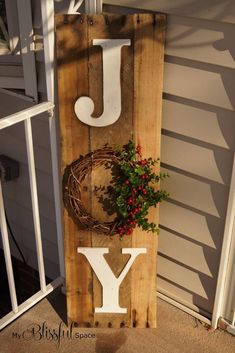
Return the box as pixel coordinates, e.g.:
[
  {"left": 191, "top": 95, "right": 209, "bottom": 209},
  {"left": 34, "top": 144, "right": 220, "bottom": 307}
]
[
  {"left": 125, "top": 180, "right": 130, "bottom": 185},
  {"left": 139, "top": 159, "right": 147, "bottom": 166},
  {"left": 118, "top": 227, "right": 124, "bottom": 234},
  {"left": 136, "top": 145, "right": 142, "bottom": 154},
  {"left": 128, "top": 197, "right": 133, "bottom": 205}
]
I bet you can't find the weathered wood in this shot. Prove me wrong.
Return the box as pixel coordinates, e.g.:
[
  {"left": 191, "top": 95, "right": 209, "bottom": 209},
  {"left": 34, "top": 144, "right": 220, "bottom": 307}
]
[
  {"left": 132, "top": 13, "right": 166, "bottom": 328},
  {"left": 56, "top": 13, "right": 166, "bottom": 328},
  {"left": 56, "top": 15, "right": 93, "bottom": 326}
]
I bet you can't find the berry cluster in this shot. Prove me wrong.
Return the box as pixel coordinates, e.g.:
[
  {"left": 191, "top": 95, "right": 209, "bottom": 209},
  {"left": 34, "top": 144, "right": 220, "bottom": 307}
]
[{"left": 111, "top": 141, "right": 169, "bottom": 238}]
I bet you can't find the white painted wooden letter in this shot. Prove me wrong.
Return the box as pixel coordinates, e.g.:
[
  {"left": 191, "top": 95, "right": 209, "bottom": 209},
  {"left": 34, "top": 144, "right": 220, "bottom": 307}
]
[
  {"left": 74, "top": 39, "right": 131, "bottom": 127},
  {"left": 77, "top": 247, "right": 146, "bottom": 313}
]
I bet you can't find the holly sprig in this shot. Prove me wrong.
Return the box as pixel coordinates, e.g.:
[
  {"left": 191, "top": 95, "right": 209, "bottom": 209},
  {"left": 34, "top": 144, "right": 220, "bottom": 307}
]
[{"left": 110, "top": 140, "right": 169, "bottom": 237}]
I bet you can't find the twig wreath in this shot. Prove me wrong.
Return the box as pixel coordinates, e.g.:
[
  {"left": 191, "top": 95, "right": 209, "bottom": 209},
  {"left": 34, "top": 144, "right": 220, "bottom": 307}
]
[{"left": 63, "top": 141, "right": 169, "bottom": 238}]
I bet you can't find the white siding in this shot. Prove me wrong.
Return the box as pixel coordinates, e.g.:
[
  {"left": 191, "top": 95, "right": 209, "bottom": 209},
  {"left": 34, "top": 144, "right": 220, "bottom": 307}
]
[{"left": 104, "top": 0, "right": 235, "bottom": 24}]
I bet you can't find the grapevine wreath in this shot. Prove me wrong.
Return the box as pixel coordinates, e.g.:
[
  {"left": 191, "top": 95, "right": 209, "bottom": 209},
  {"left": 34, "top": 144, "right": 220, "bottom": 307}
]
[{"left": 63, "top": 141, "right": 169, "bottom": 238}]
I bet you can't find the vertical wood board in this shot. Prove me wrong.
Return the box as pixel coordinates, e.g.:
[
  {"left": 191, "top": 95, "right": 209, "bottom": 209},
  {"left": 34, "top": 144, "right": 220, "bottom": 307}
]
[{"left": 56, "top": 13, "right": 166, "bottom": 328}]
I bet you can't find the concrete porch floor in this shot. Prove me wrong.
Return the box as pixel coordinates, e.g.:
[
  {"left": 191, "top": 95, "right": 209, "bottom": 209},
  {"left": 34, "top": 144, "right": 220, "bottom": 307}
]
[{"left": 0, "top": 290, "right": 234, "bottom": 353}]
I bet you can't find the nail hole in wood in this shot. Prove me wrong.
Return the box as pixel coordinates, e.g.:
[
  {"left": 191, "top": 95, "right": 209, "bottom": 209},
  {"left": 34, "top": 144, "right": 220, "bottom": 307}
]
[{"left": 63, "top": 17, "right": 68, "bottom": 25}]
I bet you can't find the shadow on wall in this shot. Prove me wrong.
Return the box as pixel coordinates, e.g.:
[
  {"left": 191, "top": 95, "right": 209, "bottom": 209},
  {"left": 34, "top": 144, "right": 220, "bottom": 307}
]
[
  {"left": 157, "top": 13, "right": 235, "bottom": 316},
  {"left": 105, "top": 0, "right": 235, "bottom": 23}
]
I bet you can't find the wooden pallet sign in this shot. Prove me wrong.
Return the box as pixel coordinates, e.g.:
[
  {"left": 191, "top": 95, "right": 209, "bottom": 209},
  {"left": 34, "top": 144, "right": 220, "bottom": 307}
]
[{"left": 56, "top": 13, "right": 166, "bottom": 328}]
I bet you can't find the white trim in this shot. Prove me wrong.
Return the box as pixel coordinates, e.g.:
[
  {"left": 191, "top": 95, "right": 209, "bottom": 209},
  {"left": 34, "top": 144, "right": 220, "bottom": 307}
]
[
  {"left": 217, "top": 213, "right": 235, "bottom": 327},
  {"left": 0, "top": 101, "right": 54, "bottom": 130},
  {"left": 219, "top": 318, "right": 235, "bottom": 336},
  {"left": 41, "top": 0, "right": 55, "bottom": 103},
  {"left": 96, "top": 0, "right": 103, "bottom": 13},
  {"left": 17, "top": 0, "right": 38, "bottom": 102},
  {"left": 41, "top": 0, "right": 65, "bottom": 279},
  {"left": 158, "top": 286, "right": 212, "bottom": 318},
  {"left": 212, "top": 152, "right": 235, "bottom": 328},
  {"left": 85, "top": 0, "right": 103, "bottom": 14},
  {"left": 157, "top": 291, "right": 212, "bottom": 326},
  {"left": 224, "top": 225, "right": 235, "bottom": 326},
  {"left": 0, "top": 277, "right": 64, "bottom": 330},
  {"left": 68, "top": 0, "right": 85, "bottom": 14}
]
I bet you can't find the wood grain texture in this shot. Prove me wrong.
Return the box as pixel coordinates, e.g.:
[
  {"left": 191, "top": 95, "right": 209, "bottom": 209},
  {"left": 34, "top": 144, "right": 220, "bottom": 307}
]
[
  {"left": 56, "top": 13, "right": 166, "bottom": 328},
  {"left": 132, "top": 13, "right": 166, "bottom": 328},
  {"left": 56, "top": 15, "right": 93, "bottom": 327}
]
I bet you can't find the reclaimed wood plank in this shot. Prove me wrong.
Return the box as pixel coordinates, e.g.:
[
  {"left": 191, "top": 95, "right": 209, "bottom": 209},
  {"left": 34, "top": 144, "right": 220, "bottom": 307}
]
[
  {"left": 56, "top": 14, "right": 93, "bottom": 326},
  {"left": 132, "top": 13, "right": 166, "bottom": 328}
]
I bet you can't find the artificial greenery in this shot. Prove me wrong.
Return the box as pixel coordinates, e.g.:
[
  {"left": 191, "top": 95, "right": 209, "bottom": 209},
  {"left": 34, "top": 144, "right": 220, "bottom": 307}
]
[{"left": 109, "top": 140, "right": 169, "bottom": 237}]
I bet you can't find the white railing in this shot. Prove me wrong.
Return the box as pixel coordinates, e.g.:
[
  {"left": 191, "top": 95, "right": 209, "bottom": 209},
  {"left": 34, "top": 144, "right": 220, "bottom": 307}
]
[
  {"left": 67, "top": 0, "right": 103, "bottom": 14},
  {"left": 0, "top": 102, "right": 64, "bottom": 330}
]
